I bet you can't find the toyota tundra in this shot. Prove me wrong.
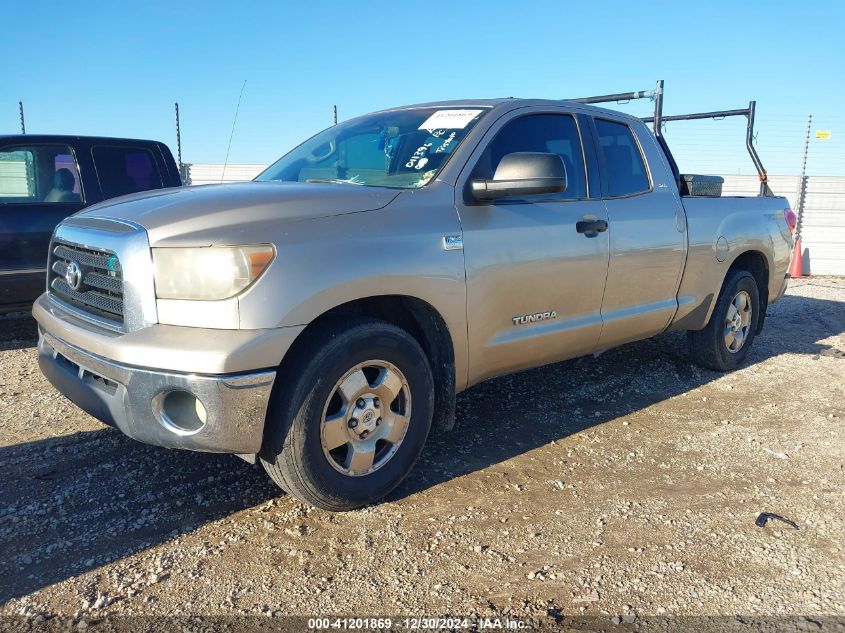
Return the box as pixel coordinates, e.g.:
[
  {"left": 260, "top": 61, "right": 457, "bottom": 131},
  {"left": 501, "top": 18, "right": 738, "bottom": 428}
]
[{"left": 34, "top": 91, "right": 794, "bottom": 510}]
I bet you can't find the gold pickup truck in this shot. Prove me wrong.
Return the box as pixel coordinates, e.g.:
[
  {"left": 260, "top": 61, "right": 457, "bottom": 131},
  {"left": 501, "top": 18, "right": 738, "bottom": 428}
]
[{"left": 34, "top": 95, "right": 794, "bottom": 510}]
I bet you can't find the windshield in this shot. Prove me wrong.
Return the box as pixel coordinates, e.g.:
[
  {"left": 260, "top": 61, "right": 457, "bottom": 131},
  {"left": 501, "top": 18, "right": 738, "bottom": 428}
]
[{"left": 255, "top": 107, "right": 488, "bottom": 189}]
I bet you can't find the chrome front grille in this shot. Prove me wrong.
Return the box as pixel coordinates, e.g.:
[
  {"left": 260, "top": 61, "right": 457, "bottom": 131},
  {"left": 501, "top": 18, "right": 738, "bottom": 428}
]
[{"left": 48, "top": 240, "right": 124, "bottom": 325}]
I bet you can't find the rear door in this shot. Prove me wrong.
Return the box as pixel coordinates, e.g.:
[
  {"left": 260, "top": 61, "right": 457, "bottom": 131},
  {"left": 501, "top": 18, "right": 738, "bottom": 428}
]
[
  {"left": 456, "top": 108, "right": 610, "bottom": 385},
  {"left": 589, "top": 117, "right": 687, "bottom": 349},
  {"left": 0, "top": 143, "right": 86, "bottom": 307}
]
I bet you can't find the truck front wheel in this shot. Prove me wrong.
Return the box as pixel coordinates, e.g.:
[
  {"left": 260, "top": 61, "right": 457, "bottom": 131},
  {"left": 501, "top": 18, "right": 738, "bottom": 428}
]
[
  {"left": 260, "top": 318, "right": 434, "bottom": 511},
  {"left": 687, "top": 269, "right": 760, "bottom": 372}
]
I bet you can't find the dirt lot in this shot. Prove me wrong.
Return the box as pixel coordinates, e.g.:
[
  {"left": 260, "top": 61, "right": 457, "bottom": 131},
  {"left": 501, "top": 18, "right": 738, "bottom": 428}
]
[{"left": 1, "top": 278, "right": 843, "bottom": 628}]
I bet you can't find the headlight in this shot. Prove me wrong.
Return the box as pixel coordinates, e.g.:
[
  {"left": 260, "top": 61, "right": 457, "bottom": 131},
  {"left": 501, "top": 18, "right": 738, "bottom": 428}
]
[{"left": 152, "top": 245, "right": 275, "bottom": 300}]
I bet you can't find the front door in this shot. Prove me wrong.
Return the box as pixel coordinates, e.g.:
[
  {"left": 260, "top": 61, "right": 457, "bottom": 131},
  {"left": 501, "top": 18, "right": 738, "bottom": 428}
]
[
  {"left": 457, "top": 111, "right": 610, "bottom": 386},
  {"left": 0, "top": 144, "right": 86, "bottom": 308}
]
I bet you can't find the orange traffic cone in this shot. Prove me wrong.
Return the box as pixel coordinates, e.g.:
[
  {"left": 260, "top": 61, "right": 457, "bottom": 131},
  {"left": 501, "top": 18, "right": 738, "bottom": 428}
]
[{"left": 788, "top": 237, "right": 804, "bottom": 277}]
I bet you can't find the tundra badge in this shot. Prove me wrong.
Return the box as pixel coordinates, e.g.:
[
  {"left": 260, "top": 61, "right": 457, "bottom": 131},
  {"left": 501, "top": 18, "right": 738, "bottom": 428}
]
[
  {"left": 513, "top": 311, "right": 557, "bottom": 326},
  {"left": 441, "top": 235, "right": 463, "bottom": 251}
]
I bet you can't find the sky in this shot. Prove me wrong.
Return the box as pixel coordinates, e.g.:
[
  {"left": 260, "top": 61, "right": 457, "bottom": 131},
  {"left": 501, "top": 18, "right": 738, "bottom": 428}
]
[{"left": 3, "top": 0, "right": 844, "bottom": 175}]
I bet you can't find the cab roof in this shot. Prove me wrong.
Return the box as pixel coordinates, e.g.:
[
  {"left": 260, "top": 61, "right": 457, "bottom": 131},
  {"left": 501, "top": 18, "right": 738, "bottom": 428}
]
[
  {"left": 0, "top": 134, "right": 166, "bottom": 145},
  {"left": 369, "top": 98, "right": 643, "bottom": 123}
]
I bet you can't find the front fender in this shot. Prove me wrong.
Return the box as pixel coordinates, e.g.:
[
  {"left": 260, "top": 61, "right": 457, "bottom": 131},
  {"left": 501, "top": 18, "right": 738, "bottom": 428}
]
[{"left": 236, "top": 185, "right": 469, "bottom": 388}]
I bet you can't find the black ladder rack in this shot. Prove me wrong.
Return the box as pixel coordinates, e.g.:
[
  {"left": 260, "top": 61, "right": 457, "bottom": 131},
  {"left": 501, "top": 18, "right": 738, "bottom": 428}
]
[
  {"left": 569, "top": 80, "right": 771, "bottom": 196},
  {"left": 643, "top": 102, "right": 770, "bottom": 196}
]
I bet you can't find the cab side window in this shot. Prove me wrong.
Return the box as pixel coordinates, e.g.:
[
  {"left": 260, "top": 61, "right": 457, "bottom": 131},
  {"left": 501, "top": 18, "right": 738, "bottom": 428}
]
[
  {"left": 594, "top": 119, "right": 650, "bottom": 197},
  {"left": 0, "top": 145, "right": 83, "bottom": 204},
  {"left": 473, "top": 114, "right": 588, "bottom": 200},
  {"left": 92, "top": 146, "right": 164, "bottom": 199}
]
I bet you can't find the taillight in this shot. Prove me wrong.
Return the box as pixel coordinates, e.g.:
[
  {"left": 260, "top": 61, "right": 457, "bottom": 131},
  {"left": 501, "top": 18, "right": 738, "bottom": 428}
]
[{"left": 784, "top": 208, "right": 797, "bottom": 232}]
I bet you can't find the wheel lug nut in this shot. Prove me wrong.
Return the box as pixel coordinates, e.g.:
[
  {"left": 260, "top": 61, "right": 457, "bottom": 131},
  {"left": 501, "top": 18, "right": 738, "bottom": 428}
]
[
  {"left": 348, "top": 418, "right": 358, "bottom": 429},
  {"left": 360, "top": 430, "right": 369, "bottom": 439},
  {"left": 373, "top": 397, "right": 380, "bottom": 408},
  {"left": 356, "top": 398, "right": 366, "bottom": 409},
  {"left": 376, "top": 417, "right": 382, "bottom": 426}
]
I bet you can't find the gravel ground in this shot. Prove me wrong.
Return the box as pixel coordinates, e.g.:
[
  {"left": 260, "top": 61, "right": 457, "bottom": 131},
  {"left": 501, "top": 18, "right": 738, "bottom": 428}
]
[{"left": 1, "top": 278, "right": 843, "bottom": 629}]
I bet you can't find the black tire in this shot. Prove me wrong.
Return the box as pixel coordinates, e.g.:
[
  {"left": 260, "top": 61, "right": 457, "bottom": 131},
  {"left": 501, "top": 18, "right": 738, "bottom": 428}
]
[
  {"left": 688, "top": 269, "right": 760, "bottom": 372},
  {"left": 260, "top": 318, "right": 434, "bottom": 511}
]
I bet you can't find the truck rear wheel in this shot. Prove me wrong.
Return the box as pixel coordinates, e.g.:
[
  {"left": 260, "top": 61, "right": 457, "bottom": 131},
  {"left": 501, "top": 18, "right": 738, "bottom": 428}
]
[
  {"left": 260, "top": 318, "right": 434, "bottom": 511},
  {"left": 688, "top": 269, "right": 760, "bottom": 372}
]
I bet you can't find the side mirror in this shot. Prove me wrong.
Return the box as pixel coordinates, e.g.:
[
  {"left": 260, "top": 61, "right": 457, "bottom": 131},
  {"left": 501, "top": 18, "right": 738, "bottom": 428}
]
[{"left": 471, "top": 152, "right": 567, "bottom": 201}]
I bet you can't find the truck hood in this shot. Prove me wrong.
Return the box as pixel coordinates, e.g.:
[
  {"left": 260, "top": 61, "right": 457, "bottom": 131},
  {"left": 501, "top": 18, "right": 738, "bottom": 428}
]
[{"left": 77, "top": 181, "right": 402, "bottom": 246}]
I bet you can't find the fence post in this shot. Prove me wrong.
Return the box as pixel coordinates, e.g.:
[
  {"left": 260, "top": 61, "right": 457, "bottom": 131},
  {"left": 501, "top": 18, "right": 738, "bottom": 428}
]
[
  {"left": 174, "top": 102, "right": 183, "bottom": 171},
  {"left": 795, "top": 114, "right": 812, "bottom": 242}
]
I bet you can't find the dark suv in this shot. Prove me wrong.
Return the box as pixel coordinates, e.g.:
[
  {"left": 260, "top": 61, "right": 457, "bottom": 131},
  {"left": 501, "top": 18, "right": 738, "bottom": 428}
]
[{"left": 0, "top": 135, "right": 181, "bottom": 313}]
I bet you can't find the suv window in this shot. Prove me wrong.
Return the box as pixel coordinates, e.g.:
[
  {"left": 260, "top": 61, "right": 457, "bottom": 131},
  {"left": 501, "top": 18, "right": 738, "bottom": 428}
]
[
  {"left": 92, "top": 146, "right": 164, "bottom": 199},
  {"left": 0, "top": 145, "right": 83, "bottom": 203},
  {"left": 594, "top": 119, "right": 649, "bottom": 197},
  {"left": 473, "top": 114, "right": 587, "bottom": 200}
]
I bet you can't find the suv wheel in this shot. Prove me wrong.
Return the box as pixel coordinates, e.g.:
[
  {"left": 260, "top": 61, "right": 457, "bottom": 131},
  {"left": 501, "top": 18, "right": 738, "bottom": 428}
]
[
  {"left": 260, "top": 318, "right": 434, "bottom": 511},
  {"left": 688, "top": 269, "right": 760, "bottom": 372}
]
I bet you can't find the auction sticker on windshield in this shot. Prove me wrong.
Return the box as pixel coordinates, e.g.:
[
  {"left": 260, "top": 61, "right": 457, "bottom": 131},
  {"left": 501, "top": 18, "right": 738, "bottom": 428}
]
[{"left": 419, "top": 109, "right": 483, "bottom": 130}]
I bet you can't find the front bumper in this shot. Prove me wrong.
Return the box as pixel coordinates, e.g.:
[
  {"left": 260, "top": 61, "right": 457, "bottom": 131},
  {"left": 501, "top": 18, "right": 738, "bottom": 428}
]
[{"left": 38, "top": 330, "right": 276, "bottom": 454}]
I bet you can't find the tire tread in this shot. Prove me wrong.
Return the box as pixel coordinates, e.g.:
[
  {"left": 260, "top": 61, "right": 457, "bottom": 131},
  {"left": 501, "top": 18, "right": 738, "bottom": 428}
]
[
  {"left": 688, "top": 269, "right": 759, "bottom": 372},
  {"left": 260, "top": 317, "right": 432, "bottom": 511}
]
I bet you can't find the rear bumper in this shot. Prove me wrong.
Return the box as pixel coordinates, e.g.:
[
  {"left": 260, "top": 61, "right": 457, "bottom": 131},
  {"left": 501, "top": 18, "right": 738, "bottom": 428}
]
[{"left": 38, "top": 330, "right": 275, "bottom": 454}]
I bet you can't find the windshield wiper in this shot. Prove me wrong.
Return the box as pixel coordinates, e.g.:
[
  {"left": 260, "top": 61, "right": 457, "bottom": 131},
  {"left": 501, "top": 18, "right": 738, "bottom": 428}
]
[{"left": 304, "top": 178, "right": 363, "bottom": 186}]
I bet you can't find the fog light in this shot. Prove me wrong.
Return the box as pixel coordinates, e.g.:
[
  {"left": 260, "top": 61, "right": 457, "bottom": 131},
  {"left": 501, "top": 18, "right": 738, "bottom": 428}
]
[{"left": 156, "top": 390, "right": 207, "bottom": 435}]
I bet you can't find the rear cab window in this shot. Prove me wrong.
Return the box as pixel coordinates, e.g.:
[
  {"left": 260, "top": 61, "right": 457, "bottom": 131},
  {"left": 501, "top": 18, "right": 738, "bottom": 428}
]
[
  {"left": 593, "top": 118, "right": 650, "bottom": 197},
  {"left": 0, "top": 145, "right": 83, "bottom": 204},
  {"left": 92, "top": 146, "right": 164, "bottom": 199}
]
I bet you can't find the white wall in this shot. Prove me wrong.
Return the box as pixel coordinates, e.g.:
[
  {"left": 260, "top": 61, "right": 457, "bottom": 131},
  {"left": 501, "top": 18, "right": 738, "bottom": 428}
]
[
  {"left": 0, "top": 159, "right": 29, "bottom": 197},
  {"left": 798, "top": 177, "right": 845, "bottom": 276},
  {"left": 185, "top": 163, "right": 265, "bottom": 186}
]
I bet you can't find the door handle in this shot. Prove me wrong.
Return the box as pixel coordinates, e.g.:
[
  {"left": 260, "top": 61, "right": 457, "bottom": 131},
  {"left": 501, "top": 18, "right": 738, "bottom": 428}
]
[{"left": 575, "top": 218, "right": 608, "bottom": 237}]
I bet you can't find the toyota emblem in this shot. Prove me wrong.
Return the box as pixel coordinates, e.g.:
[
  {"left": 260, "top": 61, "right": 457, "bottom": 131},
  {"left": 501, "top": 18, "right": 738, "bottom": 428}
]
[{"left": 65, "top": 260, "right": 83, "bottom": 291}]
